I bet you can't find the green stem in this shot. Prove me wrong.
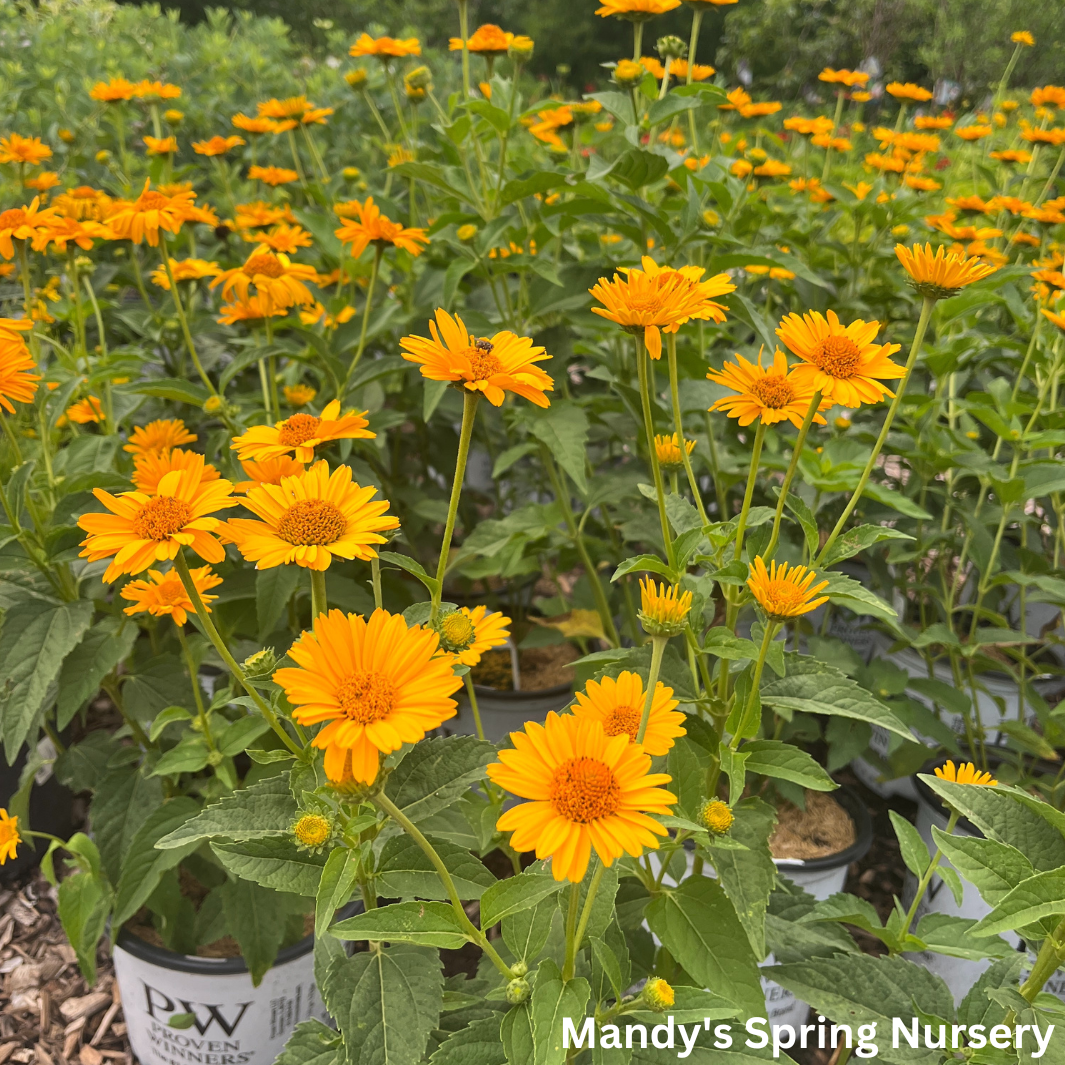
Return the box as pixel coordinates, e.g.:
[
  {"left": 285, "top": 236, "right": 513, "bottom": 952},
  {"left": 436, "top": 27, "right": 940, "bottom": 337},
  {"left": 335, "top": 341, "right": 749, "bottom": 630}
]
[
  {"left": 457, "top": 0, "right": 472, "bottom": 99},
  {"left": 764, "top": 391, "right": 821, "bottom": 559},
  {"left": 344, "top": 244, "right": 383, "bottom": 392},
  {"left": 636, "top": 338, "right": 676, "bottom": 568},
  {"left": 160, "top": 248, "right": 217, "bottom": 396},
  {"left": 1020, "top": 915, "right": 1065, "bottom": 1002},
  {"left": 175, "top": 624, "right": 214, "bottom": 750},
  {"left": 666, "top": 334, "right": 708, "bottom": 526},
  {"left": 732, "top": 421, "right": 766, "bottom": 562},
  {"left": 685, "top": 9, "right": 703, "bottom": 148},
  {"left": 730, "top": 620, "right": 778, "bottom": 749},
  {"left": 637, "top": 636, "right": 668, "bottom": 744},
  {"left": 464, "top": 673, "right": 485, "bottom": 741},
  {"left": 371, "top": 556, "right": 383, "bottom": 610},
  {"left": 816, "top": 295, "right": 934, "bottom": 565},
  {"left": 821, "top": 91, "right": 845, "bottom": 183},
  {"left": 173, "top": 551, "right": 302, "bottom": 757},
  {"left": 310, "top": 568, "right": 328, "bottom": 621},
  {"left": 431, "top": 390, "right": 479, "bottom": 625},
  {"left": 562, "top": 882, "right": 581, "bottom": 982},
  {"left": 898, "top": 808, "right": 959, "bottom": 947},
  {"left": 373, "top": 789, "right": 515, "bottom": 979},
  {"left": 571, "top": 862, "right": 606, "bottom": 965}
]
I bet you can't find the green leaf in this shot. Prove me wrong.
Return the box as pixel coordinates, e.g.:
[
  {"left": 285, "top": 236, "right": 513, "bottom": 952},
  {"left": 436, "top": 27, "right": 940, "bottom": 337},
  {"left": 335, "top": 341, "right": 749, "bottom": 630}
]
[
  {"left": 860, "top": 483, "right": 932, "bottom": 519},
  {"left": 275, "top": 1019, "right": 343, "bottom": 1065},
  {"left": 56, "top": 617, "right": 137, "bottom": 729},
  {"left": 767, "top": 954, "right": 953, "bottom": 1065},
  {"left": 0, "top": 598, "right": 94, "bottom": 759},
  {"left": 820, "top": 572, "right": 901, "bottom": 629},
  {"left": 501, "top": 1003, "right": 534, "bottom": 1065},
  {"left": 149, "top": 705, "right": 192, "bottom": 742},
  {"left": 149, "top": 733, "right": 210, "bottom": 777},
  {"left": 889, "top": 810, "right": 931, "bottom": 879},
  {"left": 378, "top": 550, "right": 441, "bottom": 597},
  {"left": 322, "top": 943, "right": 443, "bottom": 1065},
  {"left": 316, "top": 847, "right": 360, "bottom": 939},
  {"left": 156, "top": 773, "right": 296, "bottom": 849},
  {"left": 784, "top": 495, "right": 819, "bottom": 557},
  {"left": 114, "top": 797, "right": 201, "bottom": 925},
  {"left": 972, "top": 868, "right": 1065, "bottom": 936},
  {"left": 332, "top": 900, "right": 469, "bottom": 948},
  {"left": 598, "top": 149, "right": 669, "bottom": 190},
  {"left": 912, "top": 913, "right": 1014, "bottom": 961},
  {"left": 219, "top": 878, "right": 286, "bottom": 986},
  {"left": 503, "top": 896, "right": 558, "bottom": 963},
  {"left": 384, "top": 735, "right": 495, "bottom": 827},
  {"left": 739, "top": 740, "right": 837, "bottom": 791},
  {"left": 526, "top": 401, "right": 589, "bottom": 496},
  {"left": 930, "top": 827, "right": 1035, "bottom": 908},
  {"left": 530, "top": 959, "right": 590, "bottom": 1065},
  {"left": 429, "top": 1017, "right": 508, "bottom": 1065},
  {"left": 647, "top": 94, "right": 699, "bottom": 126},
  {"left": 612, "top": 554, "right": 676, "bottom": 583},
  {"left": 57, "top": 871, "right": 111, "bottom": 984},
  {"left": 91, "top": 765, "right": 163, "bottom": 884},
  {"left": 212, "top": 837, "right": 327, "bottom": 896},
  {"left": 708, "top": 796, "right": 777, "bottom": 960},
  {"left": 466, "top": 98, "right": 513, "bottom": 134},
  {"left": 821, "top": 526, "right": 914, "bottom": 568},
  {"left": 644, "top": 877, "right": 765, "bottom": 1019},
  {"left": 499, "top": 171, "right": 570, "bottom": 206},
  {"left": 125, "top": 379, "right": 210, "bottom": 407},
  {"left": 481, "top": 867, "right": 566, "bottom": 928},
  {"left": 256, "top": 566, "right": 302, "bottom": 640},
  {"left": 216, "top": 715, "right": 272, "bottom": 757},
  {"left": 376, "top": 834, "right": 497, "bottom": 900},
  {"left": 760, "top": 654, "right": 914, "bottom": 740},
  {"left": 920, "top": 776, "right": 1065, "bottom": 872}
]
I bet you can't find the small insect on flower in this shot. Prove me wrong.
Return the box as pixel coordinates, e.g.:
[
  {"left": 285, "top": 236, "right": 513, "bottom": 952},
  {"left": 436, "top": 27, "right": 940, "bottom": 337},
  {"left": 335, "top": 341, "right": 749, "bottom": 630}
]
[
  {"left": 934, "top": 761, "right": 998, "bottom": 786},
  {"left": 747, "top": 557, "right": 830, "bottom": 620}
]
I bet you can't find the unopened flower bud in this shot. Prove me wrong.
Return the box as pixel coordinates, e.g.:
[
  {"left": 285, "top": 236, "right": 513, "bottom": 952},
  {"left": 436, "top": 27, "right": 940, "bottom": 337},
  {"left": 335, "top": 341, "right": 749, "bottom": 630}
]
[
  {"left": 207, "top": 749, "right": 224, "bottom": 767},
  {"left": 292, "top": 812, "right": 334, "bottom": 851},
  {"left": 457, "top": 223, "right": 478, "bottom": 242},
  {"left": 509, "top": 37, "right": 534, "bottom": 62},
  {"left": 343, "top": 166, "right": 361, "bottom": 180},
  {"left": 345, "top": 69, "right": 368, "bottom": 89},
  {"left": 58, "top": 129, "right": 75, "bottom": 144},
  {"left": 506, "top": 978, "right": 531, "bottom": 1004},
  {"left": 613, "top": 59, "right": 643, "bottom": 88},
  {"left": 655, "top": 35, "right": 687, "bottom": 60},
  {"left": 405, "top": 66, "right": 432, "bottom": 91},
  {"left": 243, "top": 647, "right": 278, "bottom": 678},
  {"left": 164, "top": 109, "right": 184, "bottom": 125},
  {"left": 699, "top": 798, "right": 735, "bottom": 835},
  {"left": 643, "top": 977, "right": 675, "bottom": 1012},
  {"left": 95, "top": 150, "right": 110, "bottom": 163}
]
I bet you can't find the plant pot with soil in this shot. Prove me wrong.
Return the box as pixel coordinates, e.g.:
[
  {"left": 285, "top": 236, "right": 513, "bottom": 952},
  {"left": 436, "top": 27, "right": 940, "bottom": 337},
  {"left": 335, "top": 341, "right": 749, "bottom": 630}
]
[{"left": 449, "top": 641, "right": 579, "bottom": 742}]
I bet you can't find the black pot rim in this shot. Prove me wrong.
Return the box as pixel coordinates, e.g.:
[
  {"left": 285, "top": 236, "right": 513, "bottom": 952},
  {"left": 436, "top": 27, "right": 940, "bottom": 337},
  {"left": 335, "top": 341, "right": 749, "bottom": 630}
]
[
  {"left": 114, "top": 901, "right": 362, "bottom": 976},
  {"left": 114, "top": 924, "right": 313, "bottom": 976},
  {"left": 773, "top": 784, "right": 874, "bottom": 872},
  {"left": 471, "top": 681, "right": 574, "bottom": 699}
]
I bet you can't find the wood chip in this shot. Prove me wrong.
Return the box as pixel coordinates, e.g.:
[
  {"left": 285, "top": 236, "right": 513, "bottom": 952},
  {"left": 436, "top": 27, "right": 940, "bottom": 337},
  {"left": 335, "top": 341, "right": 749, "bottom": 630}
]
[
  {"left": 89, "top": 1003, "right": 120, "bottom": 1048},
  {"left": 33, "top": 1048, "right": 54, "bottom": 1065},
  {"left": 78, "top": 1049, "right": 103, "bottom": 1065},
  {"left": 6, "top": 960, "right": 42, "bottom": 992},
  {"left": 10, "top": 1051, "right": 33, "bottom": 1064},
  {"left": 0, "top": 914, "right": 14, "bottom": 952},
  {"left": 59, "top": 993, "right": 110, "bottom": 1023},
  {"left": 0, "top": 1044, "right": 17, "bottom": 1065},
  {"left": 97, "top": 1054, "right": 126, "bottom": 1062},
  {"left": 63, "top": 1017, "right": 86, "bottom": 1038},
  {"left": 62, "top": 1029, "right": 82, "bottom": 1062},
  {"left": 7, "top": 902, "right": 38, "bottom": 928}
]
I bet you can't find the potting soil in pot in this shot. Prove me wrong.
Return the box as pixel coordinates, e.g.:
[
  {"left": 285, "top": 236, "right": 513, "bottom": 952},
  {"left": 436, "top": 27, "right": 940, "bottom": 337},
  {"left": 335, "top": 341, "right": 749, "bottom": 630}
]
[{"left": 770, "top": 791, "right": 857, "bottom": 859}]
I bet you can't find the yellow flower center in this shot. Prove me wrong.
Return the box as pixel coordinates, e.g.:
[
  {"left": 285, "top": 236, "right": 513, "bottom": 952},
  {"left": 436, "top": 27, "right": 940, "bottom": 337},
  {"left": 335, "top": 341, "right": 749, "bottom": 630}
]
[
  {"left": 0, "top": 209, "right": 27, "bottom": 229},
  {"left": 759, "top": 579, "right": 810, "bottom": 617},
  {"left": 336, "top": 670, "right": 396, "bottom": 724},
  {"left": 133, "top": 496, "right": 192, "bottom": 541},
  {"left": 751, "top": 373, "right": 795, "bottom": 409},
  {"left": 602, "top": 704, "right": 642, "bottom": 741},
  {"left": 277, "top": 499, "right": 346, "bottom": 546},
  {"left": 154, "top": 576, "right": 188, "bottom": 605},
  {"left": 700, "top": 799, "right": 735, "bottom": 834},
  {"left": 815, "top": 335, "right": 862, "bottom": 379},
  {"left": 440, "top": 611, "right": 476, "bottom": 649},
  {"left": 293, "top": 814, "right": 331, "bottom": 846},
  {"left": 137, "top": 191, "right": 171, "bottom": 210},
  {"left": 278, "top": 413, "right": 322, "bottom": 447},
  {"left": 466, "top": 340, "right": 502, "bottom": 380},
  {"left": 549, "top": 757, "right": 621, "bottom": 824},
  {"left": 245, "top": 252, "right": 285, "bottom": 278}
]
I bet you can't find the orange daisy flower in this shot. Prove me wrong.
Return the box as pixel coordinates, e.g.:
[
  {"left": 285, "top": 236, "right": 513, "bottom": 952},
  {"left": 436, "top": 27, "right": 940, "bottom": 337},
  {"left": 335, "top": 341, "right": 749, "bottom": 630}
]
[
  {"left": 0, "top": 320, "right": 39, "bottom": 413},
  {"left": 488, "top": 712, "right": 677, "bottom": 883},
  {"left": 192, "top": 135, "right": 245, "bottom": 156},
  {"left": 234, "top": 456, "right": 306, "bottom": 493},
  {"left": 132, "top": 448, "right": 221, "bottom": 494},
  {"left": 89, "top": 77, "right": 139, "bottom": 103},
  {"left": 349, "top": 33, "right": 422, "bottom": 60},
  {"left": 274, "top": 608, "right": 461, "bottom": 784},
  {"left": 105, "top": 180, "right": 199, "bottom": 246},
  {"left": 247, "top": 165, "right": 299, "bottom": 186},
  {"left": 0, "top": 199, "right": 60, "bottom": 260},
  {"left": 334, "top": 197, "right": 429, "bottom": 259},
  {"left": 708, "top": 348, "right": 831, "bottom": 428},
  {"left": 78, "top": 456, "right": 237, "bottom": 583},
  {"left": 230, "top": 399, "right": 375, "bottom": 463},
  {"left": 211, "top": 250, "right": 317, "bottom": 312},
  {"left": 571, "top": 670, "right": 685, "bottom": 756},
  {"left": 435, "top": 605, "right": 511, "bottom": 667},
  {"left": 121, "top": 565, "right": 222, "bottom": 627},
  {"left": 776, "top": 310, "right": 904, "bottom": 408},
  {"left": 124, "top": 419, "right": 197, "bottom": 457},
  {"left": 0, "top": 134, "right": 53, "bottom": 166},
  {"left": 67, "top": 396, "right": 105, "bottom": 424},
  {"left": 400, "top": 309, "right": 554, "bottom": 407},
  {"left": 449, "top": 25, "right": 513, "bottom": 55}
]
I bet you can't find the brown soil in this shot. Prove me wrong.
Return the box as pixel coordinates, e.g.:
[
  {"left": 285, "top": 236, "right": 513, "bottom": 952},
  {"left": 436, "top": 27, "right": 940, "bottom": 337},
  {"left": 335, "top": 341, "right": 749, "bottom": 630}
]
[
  {"left": 471, "top": 642, "right": 579, "bottom": 692},
  {"left": 124, "top": 867, "right": 312, "bottom": 959},
  {"left": 770, "top": 790, "right": 856, "bottom": 860}
]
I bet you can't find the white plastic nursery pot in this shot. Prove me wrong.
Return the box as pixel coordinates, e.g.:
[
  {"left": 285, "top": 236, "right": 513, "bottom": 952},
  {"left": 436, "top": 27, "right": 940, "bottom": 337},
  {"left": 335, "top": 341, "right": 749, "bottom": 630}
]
[
  {"left": 904, "top": 774, "right": 1034, "bottom": 1004},
  {"left": 450, "top": 681, "right": 574, "bottom": 742},
  {"left": 853, "top": 634, "right": 1062, "bottom": 801},
  {"left": 113, "top": 926, "right": 332, "bottom": 1065},
  {"left": 763, "top": 787, "right": 873, "bottom": 1028}
]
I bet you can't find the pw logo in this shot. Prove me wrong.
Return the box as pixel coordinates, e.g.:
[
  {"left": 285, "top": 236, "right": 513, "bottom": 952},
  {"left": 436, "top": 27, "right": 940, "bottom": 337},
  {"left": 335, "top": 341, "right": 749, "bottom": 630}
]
[{"left": 143, "top": 984, "right": 252, "bottom": 1036}]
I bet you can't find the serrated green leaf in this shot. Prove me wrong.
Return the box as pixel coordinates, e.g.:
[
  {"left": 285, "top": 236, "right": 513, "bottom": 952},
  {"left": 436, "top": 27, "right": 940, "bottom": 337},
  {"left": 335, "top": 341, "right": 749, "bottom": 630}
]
[
  {"left": 384, "top": 735, "right": 495, "bottom": 827},
  {"left": 219, "top": 878, "right": 286, "bottom": 986},
  {"left": 157, "top": 773, "right": 296, "bottom": 848},
  {"left": 332, "top": 900, "right": 469, "bottom": 947},
  {"left": 376, "top": 834, "right": 496, "bottom": 900},
  {"left": 212, "top": 836, "right": 327, "bottom": 896}
]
